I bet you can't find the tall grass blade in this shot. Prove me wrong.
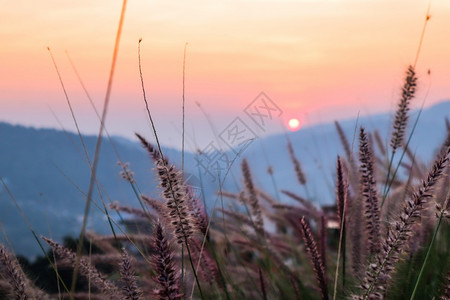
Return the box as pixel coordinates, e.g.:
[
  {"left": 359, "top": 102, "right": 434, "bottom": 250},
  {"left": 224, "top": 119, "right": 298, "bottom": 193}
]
[{"left": 72, "top": 0, "right": 128, "bottom": 292}]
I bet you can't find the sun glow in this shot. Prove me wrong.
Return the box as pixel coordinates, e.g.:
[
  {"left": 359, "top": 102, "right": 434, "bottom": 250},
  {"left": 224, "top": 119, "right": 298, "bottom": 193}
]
[{"left": 288, "top": 118, "right": 301, "bottom": 131}]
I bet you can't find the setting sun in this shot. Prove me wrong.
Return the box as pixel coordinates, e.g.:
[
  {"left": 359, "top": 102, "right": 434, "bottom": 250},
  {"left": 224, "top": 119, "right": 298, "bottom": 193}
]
[{"left": 288, "top": 118, "right": 301, "bottom": 131}]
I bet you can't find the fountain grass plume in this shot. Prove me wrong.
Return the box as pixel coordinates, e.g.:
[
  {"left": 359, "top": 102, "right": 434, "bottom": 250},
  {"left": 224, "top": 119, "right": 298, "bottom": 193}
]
[
  {"left": 390, "top": 66, "right": 417, "bottom": 154},
  {"left": 0, "top": 245, "right": 32, "bottom": 299},
  {"left": 241, "top": 158, "right": 264, "bottom": 236},
  {"left": 151, "top": 223, "right": 183, "bottom": 300},
  {"left": 287, "top": 140, "right": 307, "bottom": 185},
  {"left": 42, "top": 237, "right": 121, "bottom": 299},
  {"left": 119, "top": 248, "right": 142, "bottom": 300},
  {"left": 359, "top": 127, "right": 381, "bottom": 255},
  {"left": 136, "top": 134, "right": 192, "bottom": 244},
  {"left": 300, "top": 217, "right": 329, "bottom": 300}
]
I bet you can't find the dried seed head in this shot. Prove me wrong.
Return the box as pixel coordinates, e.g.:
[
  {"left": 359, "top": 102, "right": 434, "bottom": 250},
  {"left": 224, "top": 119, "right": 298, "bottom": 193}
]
[
  {"left": 118, "top": 161, "right": 136, "bottom": 184},
  {"left": 42, "top": 237, "right": 120, "bottom": 298},
  {"left": 336, "top": 156, "right": 348, "bottom": 225},
  {"left": 287, "top": 140, "right": 307, "bottom": 185},
  {"left": 120, "top": 249, "right": 142, "bottom": 300},
  {"left": 390, "top": 65, "right": 417, "bottom": 152},
  {"left": 137, "top": 134, "right": 193, "bottom": 244},
  {"left": 359, "top": 127, "right": 381, "bottom": 255},
  {"left": 151, "top": 223, "right": 182, "bottom": 300},
  {"left": 299, "top": 217, "right": 329, "bottom": 300},
  {"left": 241, "top": 158, "right": 264, "bottom": 235},
  {"left": 0, "top": 245, "right": 31, "bottom": 299}
]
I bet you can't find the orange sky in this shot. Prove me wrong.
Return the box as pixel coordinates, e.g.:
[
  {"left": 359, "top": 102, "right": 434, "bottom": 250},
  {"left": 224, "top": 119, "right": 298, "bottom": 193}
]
[{"left": 1, "top": 0, "right": 450, "bottom": 149}]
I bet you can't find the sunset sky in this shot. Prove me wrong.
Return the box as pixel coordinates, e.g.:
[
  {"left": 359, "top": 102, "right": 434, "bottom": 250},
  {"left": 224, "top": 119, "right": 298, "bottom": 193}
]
[{"left": 1, "top": 0, "right": 450, "bottom": 150}]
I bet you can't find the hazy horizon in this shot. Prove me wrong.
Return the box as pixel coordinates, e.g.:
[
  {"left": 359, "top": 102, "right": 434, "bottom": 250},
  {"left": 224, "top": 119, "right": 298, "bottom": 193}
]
[
  {"left": 1, "top": 98, "right": 448, "bottom": 152},
  {"left": 2, "top": 0, "right": 450, "bottom": 149}
]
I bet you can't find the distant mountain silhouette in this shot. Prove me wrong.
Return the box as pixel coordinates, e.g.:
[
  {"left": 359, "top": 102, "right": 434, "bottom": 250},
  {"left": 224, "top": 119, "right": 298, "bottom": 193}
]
[
  {"left": 0, "top": 124, "right": 199, "bottom": 257},
  {"left": 241, "top": 101, "right": 450, "bottom": 208},
  {"left": 0, "top": 100, "right": 448, "bottom": 258}
]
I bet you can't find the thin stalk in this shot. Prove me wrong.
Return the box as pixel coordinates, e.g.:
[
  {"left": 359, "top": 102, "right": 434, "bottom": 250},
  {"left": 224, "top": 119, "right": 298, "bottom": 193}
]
[
  {"left": 181, "top": 44, "right": 188, "bottom": 287},
  {"left": 72, "top": 0, "right": 127, "bottom": 293},
  {"left": 413, "top": 1, "right": 431, "bottom": 68},
  {"left": 410, "top": 192, "right": 449, "bottom": 300},
  {"left": 47, "top": 48, "right": 90, "bottom": 166},
  {"left": 54, "top": 164, "right": 153, "bottom": 264},
  {"left": 381, "top": 151, "right": 396, "bottom": 202},
  {"left": 409, "top": 217, "right": 442, "bottom": 300},
  {"left": 184, "top": 238, "right": 204, "bottom": 299},
  {"left": 206, "top": 242, "right": 231, "bottom": 300},
  {"left": 383, "top": 6, "right": 430, "bottom": 204},
  {"left": 382, "top": 1, "right": 431, "bottom": 206},
  {"left": 270, "top": 172, "right": 281, "bottom": 202},
  {"left": 181, "top": 245, "right": 184, "bottom": 292},
  {"left": 381, "top": 102, "right": 425, "bottom": 207},
  {"left": 190, "top": 147, "right": 248, "bottom": 299},
  {"left": 259, "top": 139, "right": 281, "bottom": 201},
  {"left": 0, "top": 176, "right": 72, "bottom": 298},
  {"left": 48, "top": 46, "right": 121, "bottom": 256},
  {"left": 66, "top": 50, "right": 149, "bottom": 215},
  {"left": 138, "top": 39, "right": 203, "bottom": 299},
  {"left": 179, "top": 44, "right": 189, "bottom": 289},
  {"left": 342, "top": 227, "right": 346, "bottom": 287},
  {"left": 182, "top": 42, "right": 188, "bottom": 172},
  {"left": 333, "top": 204, "right": 346, "bottom": 300}
]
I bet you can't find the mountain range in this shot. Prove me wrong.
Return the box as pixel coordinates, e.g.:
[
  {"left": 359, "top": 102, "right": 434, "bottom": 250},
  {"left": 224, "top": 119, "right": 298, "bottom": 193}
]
[{"left": 0, "top": 100, "right": 449, "bottom": 258}]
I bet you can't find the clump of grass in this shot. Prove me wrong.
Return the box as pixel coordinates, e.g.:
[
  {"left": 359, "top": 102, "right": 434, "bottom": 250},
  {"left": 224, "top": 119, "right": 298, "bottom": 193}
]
[
  {"left": 2, "top": 98, "right": 449, "bottom": 299},
  {"left": 357, "top": 147, "right": 449, "bottom": 299}
]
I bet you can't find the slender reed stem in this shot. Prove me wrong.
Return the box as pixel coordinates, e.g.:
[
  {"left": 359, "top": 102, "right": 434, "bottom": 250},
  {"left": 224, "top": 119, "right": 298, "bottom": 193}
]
[
  {"left": 182, "top": 42, "right": 188, "bottom": 172},
  {"left": 190, "top": 147, "right": 247, "bottom": 299},
  {"left": 410, "top": 192, "right": 449, "bottom": 300},
  {"left": 333, "top": 213, "right": 346, "bottom": 300},
  {"left": 72, "top": 0, "right": 127, "bottom": 293},
  {"left": 413, "top": 2, "right": 431, "bottom": 68},
  {"left": 48, "top": 46, "right": 121, "bottom": 278},
  {"left": 181, "top": 245, "right": 184, "bottom": 292},
  {"left": 381, "top": 103, "right": 425, "bottom": 207},
  {"left": 181, "top": 43, "right": 188, "bottom": 289},
  {"left": 409, "top": 214, "right": 443, "bottom": 300},
  {"left": 259, "top": 268, "right": 268, "bottom": 300},
  {"left": 333, "top": 156, "right": 347, "bottom": 299},
  {"left": 137, "top": 41, "right": 204, "bottom": 299}
]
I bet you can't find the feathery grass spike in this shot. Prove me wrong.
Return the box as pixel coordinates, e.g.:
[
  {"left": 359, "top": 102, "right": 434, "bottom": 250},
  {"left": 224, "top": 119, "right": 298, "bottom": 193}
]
[
  {"left": 300, "top": 217, "right": 329, "bottom": 300},
  {"left": 42, "top": 237, "right": 121, "bottom": 299},
  {"left": 120, "top": 249, "right": 142, "bottom": 300},
  {"left": 390, "top": 66, "right": 417, "bottom": 153},
  {"left": 359, "top": 127, "right": 381, "bottom": 255},
  {"left": 0, "top": 245, "right": 32, "bottom": 299},
  {"left": 151, "top": 223, "right": 182, "bottom": 300},
  {"left": 241, "top": 158, "right": 264, "bottom": 235}
]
